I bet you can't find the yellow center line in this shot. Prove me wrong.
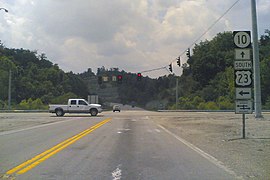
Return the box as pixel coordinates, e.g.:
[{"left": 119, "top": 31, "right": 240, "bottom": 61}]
[{"left": 5, "top": 118, "right": 111, "bottom": 177}]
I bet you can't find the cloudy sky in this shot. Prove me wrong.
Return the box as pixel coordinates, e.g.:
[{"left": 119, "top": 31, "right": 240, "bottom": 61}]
[{"left": 0, "top": 0, "right": 269, "bottom": 78}]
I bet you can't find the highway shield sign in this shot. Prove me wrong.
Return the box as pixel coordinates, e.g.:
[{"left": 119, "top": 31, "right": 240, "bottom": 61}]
[
  {"left": 235, "top": 70, "right": 252, "bottom": 87},
  {"left": 233, "top": 31, "right": 251, "bottom": 48}
]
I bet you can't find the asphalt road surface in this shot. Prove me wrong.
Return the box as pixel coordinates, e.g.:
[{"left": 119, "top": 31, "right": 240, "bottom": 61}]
[{"left": 0, "top": 111, "right": 238, "bottom": 180}]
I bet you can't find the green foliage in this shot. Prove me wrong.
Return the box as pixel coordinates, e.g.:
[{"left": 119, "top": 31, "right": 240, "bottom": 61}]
[
  {"left": 200, "top": 101, "right": 219, "bottom": 110},
  {"left": 50, "top": 92, "right": 78, "bottom": 104},
  {"left": 1, "top": 29, "right": 270, "bottom": 110},
  {"left": 177, "top": 96, "right": 232, "bottom": 110},
  {"left": 259, "top": 30, "right": 270, "bottom": 106},
  {"left": 197, "top": 67, "right": 235, "bottom": 102},
  {"left": 0, "top": 45, "right": 88, "bottom": 108},
  {"left": 177, "top": 96, "right": 205, "bottom": 110},
  {"left": 216, "top": 96, "right": 234, "bottom": 110},
  {"left": 18, "top": 99, "right": 30, "bottom": 109},
  {"left": 0, "top": 56, "right": 17, "bottom": 101},
  {"left": 189, "top": 32, "right": 234, "bottom": 87},
  {"left": 17, "top": 98, "right": 47, "bottom": 110},
  {"left": 173, "top": 32, "right": 237, "bottom": 110},
  {"left": 0, "top": 100, "right": 6, "bottom": 109},
  {"left": 263, "top": 97, "right": 270, "bottom": 110},
  {"left": 178, "top": 97, "right": 194, "bottom": 109},
  {"left": 260, "top": 52, "right": 270, "bottom": 104}
]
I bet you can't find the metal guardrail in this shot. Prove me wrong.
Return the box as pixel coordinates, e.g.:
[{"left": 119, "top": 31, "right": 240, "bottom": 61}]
[
  {"left": 158, "top": 109, "right": 234, "bottom": 112},
  {"left": 157, "top": 109, "right": 270, "bottom": 113}
]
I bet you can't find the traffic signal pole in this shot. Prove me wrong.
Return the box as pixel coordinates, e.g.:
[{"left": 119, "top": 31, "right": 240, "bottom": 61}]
[
  {"left": 251, "top": 0, "right": 263, "bottom": 118},
  {"left": 176, "top": 77, "right": 179, "bottom": 109}
]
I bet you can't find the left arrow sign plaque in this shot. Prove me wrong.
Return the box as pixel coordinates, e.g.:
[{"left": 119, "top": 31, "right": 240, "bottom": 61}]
[{"left": 236, "top": 88, "right": 252, "bottom": 99}]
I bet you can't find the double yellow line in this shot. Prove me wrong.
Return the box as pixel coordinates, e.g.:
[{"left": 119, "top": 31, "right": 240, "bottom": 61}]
[{"left": 4, "top": 118, "right": 111, "bottom": 177}]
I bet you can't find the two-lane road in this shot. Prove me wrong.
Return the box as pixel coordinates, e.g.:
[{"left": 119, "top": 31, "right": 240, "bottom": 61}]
[{"left": 0, "top": 111, "right": 238, "bottom": 179}]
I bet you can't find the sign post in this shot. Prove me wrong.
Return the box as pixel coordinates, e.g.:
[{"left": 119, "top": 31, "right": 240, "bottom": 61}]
[
  {"left": 233, "top": 31, "right": 253, "bottom": 139},
  {"left": 242, "top": 114, "right": 246, "bottom": 139}
]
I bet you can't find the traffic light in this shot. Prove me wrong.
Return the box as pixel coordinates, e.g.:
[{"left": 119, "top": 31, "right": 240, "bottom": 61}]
[
  {"left": 177, "top": 56, "right": 181, "bottom": 67},
  {"left": 137, "top": 73, "right": 142, "bottom": 81},
  {"left": 98, "top": 76, "right": 102, "bottom": 84},
  {"left": 186, "top": 48, "right": 191, "bottom": 59},
  {"left": 169, "top": 63, "right": 173, "bottom": 72},
  {"left": 117, "top": 75, "right": 123, "bottom": 84}
]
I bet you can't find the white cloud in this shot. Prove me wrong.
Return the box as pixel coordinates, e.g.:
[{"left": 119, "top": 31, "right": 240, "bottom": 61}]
[{"left": 0, "top": 0, "right": 269, "bottom": 77}]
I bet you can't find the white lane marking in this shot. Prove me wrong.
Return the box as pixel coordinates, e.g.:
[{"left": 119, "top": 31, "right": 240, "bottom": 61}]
[
  {"left": 117, "top": 129, "right": 131, "bottom": 134},
  {"left": 0, "top": 119, "right": 75, "bottom": 136},
  {"left": 112, "top": 167, "right": 122, "bottom": 180},
  {"left": 155, "top": 129, "right": 161, "bottom": 133},
  {"left": 158, "top": 124, "right": 243, "bottom": 180}
]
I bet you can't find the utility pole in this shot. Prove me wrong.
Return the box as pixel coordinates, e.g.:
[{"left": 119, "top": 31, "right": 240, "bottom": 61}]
[
  {"left": 8, "top": 70, "right": 11, "bottom": 110},
  {"left": 176, "top": 77, "right": 179, "bottom": 109},
  {"left": 251, "top": 0, "right": 262, "bottom": 118}
]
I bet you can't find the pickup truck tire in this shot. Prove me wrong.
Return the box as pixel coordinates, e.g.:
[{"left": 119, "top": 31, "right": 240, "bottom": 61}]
[
  {"left": 55, "top": 108, "right": 65, "bottom": 117},
  {"left": 90, "top": 108, "right": 98, "bottom": 116}
]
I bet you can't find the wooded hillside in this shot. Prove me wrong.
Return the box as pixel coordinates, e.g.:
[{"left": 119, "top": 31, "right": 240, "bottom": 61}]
[{"left": 1, "top": 30, "right": 270, "bottom": 110}]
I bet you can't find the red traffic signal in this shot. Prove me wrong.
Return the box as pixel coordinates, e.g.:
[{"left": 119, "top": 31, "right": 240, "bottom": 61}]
[
  {"left": 117, "top": 75, "right": 122, "bottom": 79},
  {"left": 117, "top": 75, "right": 123, "bottom": 83},
  {"left": 137, "top": 73, "right": 142, "bottom": 81}
]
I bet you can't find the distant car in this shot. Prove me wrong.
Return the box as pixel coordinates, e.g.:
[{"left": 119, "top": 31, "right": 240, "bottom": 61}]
[{"left": 113, "top": 105, "right": 121, "bottom": 112}]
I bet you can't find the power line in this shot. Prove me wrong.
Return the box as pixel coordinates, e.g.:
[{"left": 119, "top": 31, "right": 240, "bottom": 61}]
[
  {"left": 141, "top": 66, "right": 167, "bottom": 73},
  {"left": 185, "top": 0, "right": 241, "bottom": 53},
  {"left": 143, "top": 0, "right": 242, "bottom": 74}
]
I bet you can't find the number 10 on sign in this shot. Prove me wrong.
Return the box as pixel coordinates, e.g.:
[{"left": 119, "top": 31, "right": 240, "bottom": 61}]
[{"left": 233, "top": 31, "right": 251, "bottom": 48}]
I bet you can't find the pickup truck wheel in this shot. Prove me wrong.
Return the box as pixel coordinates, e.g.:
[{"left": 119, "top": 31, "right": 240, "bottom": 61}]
[
  {"left": 90, "top": 109, "right": 98, "bottom": 116},
  {"left": 55, "top": 109, "right": 64, "bottom": 116}
]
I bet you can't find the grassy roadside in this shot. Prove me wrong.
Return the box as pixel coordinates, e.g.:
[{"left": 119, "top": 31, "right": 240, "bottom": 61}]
[{"left": 151, "top": 112, "right": 270, "bottom": 179}]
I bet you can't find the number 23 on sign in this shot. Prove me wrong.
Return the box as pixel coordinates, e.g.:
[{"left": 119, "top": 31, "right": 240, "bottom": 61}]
[{"left": 235, "top": 70, "right": 252, "bottom": 87}]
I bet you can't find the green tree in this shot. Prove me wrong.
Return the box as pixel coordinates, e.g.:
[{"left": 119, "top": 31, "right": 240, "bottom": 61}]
[
  {"left": 189, "top": 32, "right": 234, "bottom": 87},
  {"left": 217, "top": 96, "right": 234, "bottom": 110},
  {"left": 0, "top": 56, "right": 17, "bottom": 104},
  {"left": 260, "top": 30, "right": 270, "bottom": 105},
  {"left": 51, "top": 92, "right": 78, "bottom": 104},
  {"left": 200, "top": 101, "right": 219, "bottom": 110}
]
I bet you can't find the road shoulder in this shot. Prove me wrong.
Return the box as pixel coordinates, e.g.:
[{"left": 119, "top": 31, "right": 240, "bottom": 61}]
[{"left": 151, "top": 112, "right": 270, "bottom": 179}]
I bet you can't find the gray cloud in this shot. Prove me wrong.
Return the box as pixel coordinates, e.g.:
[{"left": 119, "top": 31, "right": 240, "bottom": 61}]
[{"left": 0, "top": 0, "right": 269, "bottom": 77}]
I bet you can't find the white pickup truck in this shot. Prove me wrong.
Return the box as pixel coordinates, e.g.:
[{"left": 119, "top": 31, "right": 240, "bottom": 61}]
[{"left": 49, "top": 99, "right": 102, "bottom": 117}]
